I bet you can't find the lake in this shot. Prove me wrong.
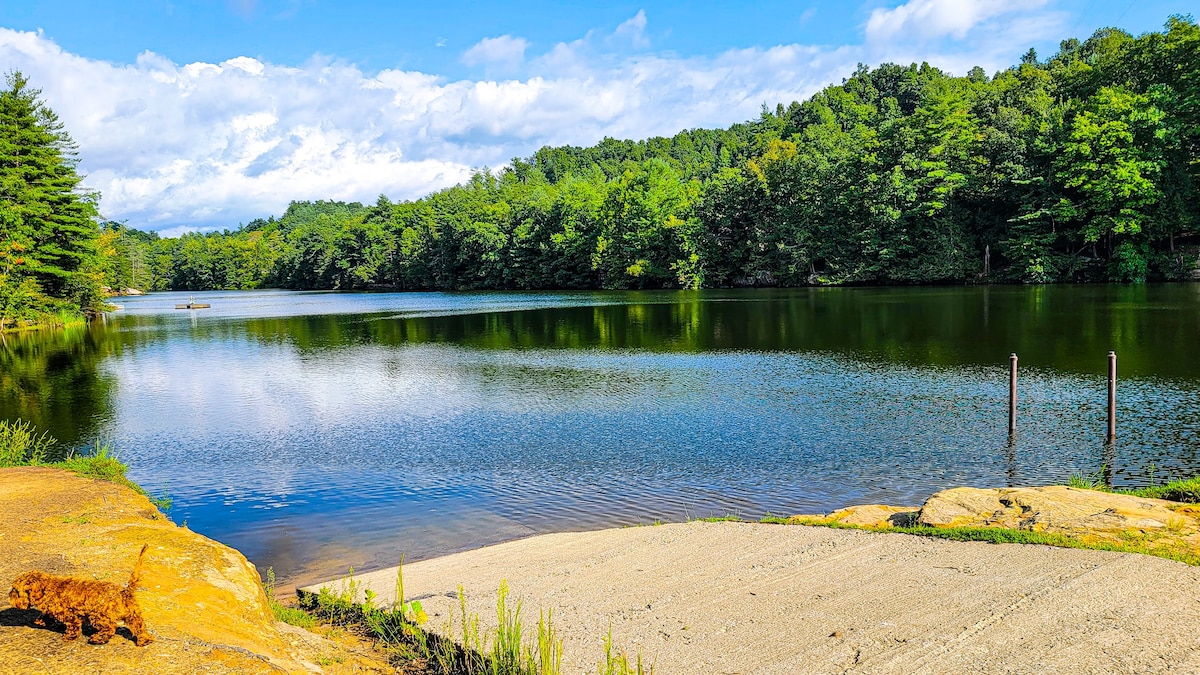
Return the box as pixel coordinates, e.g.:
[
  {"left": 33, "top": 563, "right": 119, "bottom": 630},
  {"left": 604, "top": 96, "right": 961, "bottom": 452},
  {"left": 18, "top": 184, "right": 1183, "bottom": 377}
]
[{"left": 3, "top": 285, "right": 1200, "bottom": 586}]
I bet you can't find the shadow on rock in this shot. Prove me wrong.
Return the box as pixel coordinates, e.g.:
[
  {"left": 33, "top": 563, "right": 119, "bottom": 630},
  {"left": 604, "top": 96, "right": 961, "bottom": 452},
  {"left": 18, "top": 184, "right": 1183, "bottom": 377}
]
[{"left": 0, "top": 607, "right": 44, "bottom": 628}]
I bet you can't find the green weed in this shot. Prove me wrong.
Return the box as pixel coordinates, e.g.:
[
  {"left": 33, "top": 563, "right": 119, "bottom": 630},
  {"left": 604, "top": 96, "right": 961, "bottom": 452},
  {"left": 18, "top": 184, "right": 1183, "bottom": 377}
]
[
  {"left": 1067, "top": 464, "right": 1107, "bottom": 490},
  {"left": 263, "top": 567, "right": 317, "bottom": 630},
  {"left": 1065, "top": 466, "right": 1200, "bottom": 504},
  {"left": 598, "top": 629, "right": 653, "bottom": 675},
  {"left": 0, "top": 418, "right": 56, "bottom": 466},
  {"left": 1123, "top": 476, "right": 1200, "bottom": 503}
]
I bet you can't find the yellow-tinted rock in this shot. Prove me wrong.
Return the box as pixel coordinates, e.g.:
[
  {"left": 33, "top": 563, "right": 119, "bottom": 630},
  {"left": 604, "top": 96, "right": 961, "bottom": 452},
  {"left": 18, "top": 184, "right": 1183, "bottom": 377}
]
[
  {"left": 0, "top": 467, "right": 392, "bottom": 674},
  {"left": 918, "top": 485, "right": 1197, "bottom": 538},
  {"left": 792, "top": 504, "right": 919, "bottom": 528},
  {"left": 787, "top": 486, "right": 1200, "bottom": 563}
]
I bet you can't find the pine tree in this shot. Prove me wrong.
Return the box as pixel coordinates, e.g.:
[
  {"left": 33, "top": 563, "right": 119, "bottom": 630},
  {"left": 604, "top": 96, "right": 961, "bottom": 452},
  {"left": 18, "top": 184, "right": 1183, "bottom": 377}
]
[{"left": 0, "top": 70, "right": 102, "bottom": 327}]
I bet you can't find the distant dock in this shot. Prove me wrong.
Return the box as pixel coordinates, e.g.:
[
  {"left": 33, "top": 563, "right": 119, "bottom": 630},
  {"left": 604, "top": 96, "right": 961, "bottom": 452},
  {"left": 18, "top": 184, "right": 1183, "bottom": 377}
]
[{"left": 176, "top": 297, "right": 211, "bottom": 309}]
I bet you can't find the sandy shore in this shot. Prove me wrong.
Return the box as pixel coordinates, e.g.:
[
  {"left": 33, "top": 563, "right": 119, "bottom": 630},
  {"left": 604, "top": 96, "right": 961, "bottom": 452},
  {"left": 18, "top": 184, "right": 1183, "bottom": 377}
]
[{"left": 303, "top": 521, "right": 1200, "bottom": 674}]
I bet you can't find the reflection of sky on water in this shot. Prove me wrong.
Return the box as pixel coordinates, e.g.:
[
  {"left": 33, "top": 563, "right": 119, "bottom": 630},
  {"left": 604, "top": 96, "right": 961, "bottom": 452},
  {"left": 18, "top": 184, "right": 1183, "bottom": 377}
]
[{"left": 91, "top": 291, "right": 1200, "bottom": 586}]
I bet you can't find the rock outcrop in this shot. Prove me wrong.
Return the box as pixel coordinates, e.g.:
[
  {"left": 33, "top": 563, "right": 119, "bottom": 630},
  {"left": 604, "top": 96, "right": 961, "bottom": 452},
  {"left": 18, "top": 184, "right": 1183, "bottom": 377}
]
[
  {"left": 917, "top": 485, "right": 1200, "bottom": 544},
  {"left": 793, "top": 485, "right": 1200, "bottom": 560},
  {"left": 0, "top": 467, "right": 390, "bottom": 675}
]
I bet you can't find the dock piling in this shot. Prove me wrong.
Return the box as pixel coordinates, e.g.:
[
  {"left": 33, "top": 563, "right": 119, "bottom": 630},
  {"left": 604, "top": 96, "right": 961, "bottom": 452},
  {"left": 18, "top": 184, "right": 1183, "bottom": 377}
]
[
  {"left": 1107, "top": 351, "right": 1117, "bottom": 442},
  {"left": 1009, "top": 353, "right": 1018, "bottom": 435}
]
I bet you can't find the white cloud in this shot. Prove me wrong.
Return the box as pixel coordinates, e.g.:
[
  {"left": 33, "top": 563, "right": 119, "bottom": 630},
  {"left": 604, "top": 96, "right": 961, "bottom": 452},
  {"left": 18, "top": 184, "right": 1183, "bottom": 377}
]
[
  {"left": 461, "top": 35, "right": 530, "bottom": 69},
  {"left": 0, "top": 2, "right": 1062, "bottom": 231},
  {"left": 865, "top": 0, "right": 1050, "bottom": 43},
  {"left": 610, "top": 10, "right": 650, "bottom": 48}
]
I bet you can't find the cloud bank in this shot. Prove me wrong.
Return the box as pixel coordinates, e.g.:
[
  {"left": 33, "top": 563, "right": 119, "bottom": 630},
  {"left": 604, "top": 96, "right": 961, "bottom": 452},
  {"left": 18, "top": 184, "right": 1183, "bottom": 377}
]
[{"left": 0, "top": 2, "right": 1066, "bottom": 231}]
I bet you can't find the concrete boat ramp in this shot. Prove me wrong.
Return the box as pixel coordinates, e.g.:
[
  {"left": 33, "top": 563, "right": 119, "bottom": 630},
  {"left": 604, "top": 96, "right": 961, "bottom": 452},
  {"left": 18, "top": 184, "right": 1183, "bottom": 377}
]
[{"left": 302, "top": 521, "right": 1200, "bottom": 674}]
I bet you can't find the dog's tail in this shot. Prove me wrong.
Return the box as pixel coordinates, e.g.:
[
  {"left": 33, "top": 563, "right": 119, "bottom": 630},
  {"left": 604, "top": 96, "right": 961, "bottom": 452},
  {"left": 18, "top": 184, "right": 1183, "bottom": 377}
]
[{"left": 125, "top": 544, "right": 149, "bottom": 592}]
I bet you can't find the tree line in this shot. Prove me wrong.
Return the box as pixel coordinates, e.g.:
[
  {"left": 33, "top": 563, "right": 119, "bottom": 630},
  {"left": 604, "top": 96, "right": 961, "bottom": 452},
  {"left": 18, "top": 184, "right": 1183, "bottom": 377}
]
[{"left": 28, "top": 18, "right": 1200, "bottom": 307}]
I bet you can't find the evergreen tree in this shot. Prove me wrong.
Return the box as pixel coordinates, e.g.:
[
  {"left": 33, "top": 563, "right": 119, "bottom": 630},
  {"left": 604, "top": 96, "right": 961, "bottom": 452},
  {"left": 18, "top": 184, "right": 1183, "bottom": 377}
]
[{"left": 0, "top": 70, "right": 102, "bottom": 327}]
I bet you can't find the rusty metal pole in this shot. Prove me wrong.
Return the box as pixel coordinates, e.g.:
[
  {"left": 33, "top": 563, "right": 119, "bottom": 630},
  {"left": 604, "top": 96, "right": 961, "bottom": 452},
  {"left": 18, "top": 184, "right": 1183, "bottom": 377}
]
[
  {"left": 1107, "top": 351, "right": 1117, "bottom": 442},
  {"left": 1009, "top": 353, "right": 1018, "bottom": 435}
]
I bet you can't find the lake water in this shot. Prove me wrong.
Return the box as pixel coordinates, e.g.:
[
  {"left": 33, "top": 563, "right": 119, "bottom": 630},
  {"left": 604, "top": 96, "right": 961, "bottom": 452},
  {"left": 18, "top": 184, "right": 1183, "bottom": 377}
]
[{"left": 3, "top": 286, "right": 1200, "bottom": 586}]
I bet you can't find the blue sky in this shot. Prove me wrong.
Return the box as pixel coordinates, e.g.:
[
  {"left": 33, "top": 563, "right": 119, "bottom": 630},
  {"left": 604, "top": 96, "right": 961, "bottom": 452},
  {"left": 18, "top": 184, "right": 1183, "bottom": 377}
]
[
  {"left": 4, "top": 1, "right": 1183, "bottom": 74},
  {"left": 0, "top": 0, "right": 1190, "bottom": 232}
]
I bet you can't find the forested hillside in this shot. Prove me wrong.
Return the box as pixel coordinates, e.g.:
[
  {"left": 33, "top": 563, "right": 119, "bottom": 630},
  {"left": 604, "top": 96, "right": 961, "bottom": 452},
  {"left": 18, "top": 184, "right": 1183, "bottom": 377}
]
[{"left": 106, "top": 17, "right": 1200, "bottom": 292}]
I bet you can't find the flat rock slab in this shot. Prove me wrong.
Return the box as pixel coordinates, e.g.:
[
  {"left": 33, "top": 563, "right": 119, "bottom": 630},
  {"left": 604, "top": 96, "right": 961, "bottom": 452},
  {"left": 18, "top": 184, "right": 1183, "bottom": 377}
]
[{"left": 306, "top": 521, "right": 1200, "bottom": 674}]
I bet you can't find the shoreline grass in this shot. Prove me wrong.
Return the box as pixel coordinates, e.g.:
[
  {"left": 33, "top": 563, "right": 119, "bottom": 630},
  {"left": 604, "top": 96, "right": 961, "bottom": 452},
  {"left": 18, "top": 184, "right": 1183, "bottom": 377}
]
[
  {"left": 1068, "top": 466, "right": 1200, "bottom": 504},
  {"left": 0, "top": 418, "right": 171, "bottom": 512},
  {"left": 292, "top": 563, "right": 651, "bottom": 675},
  {"left": 757, "top": 517, "right": 1200, "bottom": 567},
  {"left": 0, "top": 308, "right": 89, "bottom": 334}
]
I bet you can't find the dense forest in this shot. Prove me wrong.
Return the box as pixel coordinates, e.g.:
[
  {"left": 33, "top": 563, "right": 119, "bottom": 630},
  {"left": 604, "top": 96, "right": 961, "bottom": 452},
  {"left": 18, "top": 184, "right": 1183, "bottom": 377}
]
[
  {"left": 0, "top": 72, "right": 106, "bottom": 329},
  {"left": 86, "top": 18, "right": 1200, "bottom": 292}
]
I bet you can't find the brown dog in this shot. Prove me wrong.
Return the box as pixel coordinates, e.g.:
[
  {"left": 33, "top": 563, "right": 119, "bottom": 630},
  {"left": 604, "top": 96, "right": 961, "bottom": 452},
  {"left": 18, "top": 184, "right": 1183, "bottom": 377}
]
[{"left": 8, "top": 544, "right": 154, "bottom": 646}]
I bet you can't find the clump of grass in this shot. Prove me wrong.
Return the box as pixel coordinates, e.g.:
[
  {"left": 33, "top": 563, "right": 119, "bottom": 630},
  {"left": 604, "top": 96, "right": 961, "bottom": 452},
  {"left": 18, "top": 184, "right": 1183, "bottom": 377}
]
[
  {"left": 1064, "top": 463, "right": 1200, "bottom": 504},
  {"left": 1128, "top": 476, "right": 1200, "bottom": 503},
  {"left": 1067, "top": 465, "right": 1107, "bottom": 490},
  {"left": 263, "top": 567, "right": 317, "bottom": 630},
  {"left": 55, "top": 441, "right": 171, "bottom": 511},
  {"left": 693, "top": 515, "right": 743, "bottom": 523},
  {"left": 0, "top": 418, "right": 57, "bottom": 466}
]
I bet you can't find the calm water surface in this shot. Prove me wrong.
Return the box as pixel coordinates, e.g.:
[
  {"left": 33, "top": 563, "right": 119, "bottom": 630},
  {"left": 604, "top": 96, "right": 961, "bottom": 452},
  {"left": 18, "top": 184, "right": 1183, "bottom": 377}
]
[{"left": 3, "top": 286, "right": 1200, "bottom": 585}]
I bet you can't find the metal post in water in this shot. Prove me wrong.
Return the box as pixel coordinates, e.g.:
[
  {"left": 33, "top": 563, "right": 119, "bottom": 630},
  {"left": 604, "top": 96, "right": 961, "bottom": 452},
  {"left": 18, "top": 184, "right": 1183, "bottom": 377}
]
[
  {"left": 1107, "top": 351, "right": 1117, "bottom": 442},
  {"left": 1009, "top": 353, "right": 1018, "bottom": 435}
]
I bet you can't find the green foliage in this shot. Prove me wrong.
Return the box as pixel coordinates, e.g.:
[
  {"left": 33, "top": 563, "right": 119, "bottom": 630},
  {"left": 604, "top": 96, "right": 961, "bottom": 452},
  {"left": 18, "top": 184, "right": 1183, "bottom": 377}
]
[
  {"left": 1067, "top": 465, "right": 1108, "bottom": 490},
  {"left": 0, "top": 71, "right": 105, "bottom": 329},
  {"left": 53, "top": 442, "right": 129, "bottom": 482},
  {"left": 1066, "top": 465, "right": 1200, "bottom": 503},
  {"left": 102, "top": 17, "right": 1200, "bottom": 290}
]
